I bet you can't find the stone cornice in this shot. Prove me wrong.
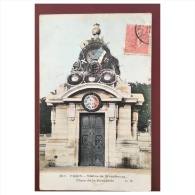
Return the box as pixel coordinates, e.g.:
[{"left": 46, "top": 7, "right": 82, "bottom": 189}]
[
  {"left": 61, "top": 83, "right": 124, "bottom": 99},
  {"left": 46, "top": 84, "right": 144, "bottom": 105}
]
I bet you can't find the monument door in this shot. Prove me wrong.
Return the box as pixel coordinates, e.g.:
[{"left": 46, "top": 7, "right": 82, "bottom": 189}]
[{"left": 79, "top": 114, "right": 105, "bottom": 166}]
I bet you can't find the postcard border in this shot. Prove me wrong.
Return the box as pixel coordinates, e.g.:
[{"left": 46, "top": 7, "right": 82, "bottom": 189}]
[{"left": 35, "top": 4, "right": 160, "bottom": 191}]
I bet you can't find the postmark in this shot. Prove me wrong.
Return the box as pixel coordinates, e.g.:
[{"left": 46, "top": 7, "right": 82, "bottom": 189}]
[{"left": 124, "top": 24, "right": 151, "bottom": 55}]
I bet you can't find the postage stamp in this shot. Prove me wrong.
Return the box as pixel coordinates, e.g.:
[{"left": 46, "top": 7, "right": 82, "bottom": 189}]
[{"left": 124, "top": 24, "right": 151, "bottom": 55}]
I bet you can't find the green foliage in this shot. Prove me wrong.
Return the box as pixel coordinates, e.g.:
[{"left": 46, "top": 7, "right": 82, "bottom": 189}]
[
  {"left": 129, "top": 82, "right": 151, "bottom": 131},
  {"left": 40, "top": 97, "right": 51, "bottom": 134}
]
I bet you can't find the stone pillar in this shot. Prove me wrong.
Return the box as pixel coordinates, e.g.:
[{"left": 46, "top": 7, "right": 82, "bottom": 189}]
[
  {"left": 45, "top": 105, "right": 69, "bottom": 166},
  {"left": 67, "top": 103, "right": 76, "bottom": 145},
  {"left": 66, "top": 103, "right": 77, "bottom": 166},
  {"left": 67, "top": 103, "right": 76, "bottom": 121},
  {"left": 51, "top": 107, "right": 56, "bottom": 135},
  {"left": 132, "top": 107, "right": 139, "bottom": 140},
  {"left": 117, "top": 105, "right": 133, "bottom": 142},
  {"left": 105, "top": 103, "right": 116, "bottom": 167},
  {"left": 108, "top": 103, "right": 116, "bottom": 121}
]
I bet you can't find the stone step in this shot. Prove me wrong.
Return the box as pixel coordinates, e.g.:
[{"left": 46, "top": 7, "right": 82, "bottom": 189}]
[{"left": 140, "top": 146, "right": 151, "bottom": 152}]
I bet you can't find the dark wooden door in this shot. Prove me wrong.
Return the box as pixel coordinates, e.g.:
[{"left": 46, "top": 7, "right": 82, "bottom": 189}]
[{"left": 79, "top": 114, "right": 105, "bottom": 166}]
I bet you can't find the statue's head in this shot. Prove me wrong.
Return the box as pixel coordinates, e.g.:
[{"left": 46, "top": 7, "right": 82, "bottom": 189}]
[{"left": 92, "top": 23, "right": 101, "bottom": 36}]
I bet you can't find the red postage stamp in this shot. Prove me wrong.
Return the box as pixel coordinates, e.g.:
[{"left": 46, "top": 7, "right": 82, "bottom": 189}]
[{"left": 124, "top": 24, "right": 151, "bottom": 55}]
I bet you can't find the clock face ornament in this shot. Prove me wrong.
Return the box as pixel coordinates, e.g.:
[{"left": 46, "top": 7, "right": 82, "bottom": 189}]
[
  {"left": 100, "top": 71, "right": 115, "bottom": 84},
  {"left": 67, "top": 73, "right": 83, "bottom": 85},
  {"left": 71, "top": 74, "right": 80, "bottom": 82},
  {"left": 82, "top": 93, "right": 102, "bottom": 112},
  {"left": 103, "top": 73, "right": 111, "bottom": 80}
]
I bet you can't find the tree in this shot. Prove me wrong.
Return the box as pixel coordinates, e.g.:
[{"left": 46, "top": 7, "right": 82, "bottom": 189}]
[
  {"left": 40, "top": 97, "right": 51, "bottom": 134},
  {"left": 129, "top": 82, "right": 151, "bottom": 131}
]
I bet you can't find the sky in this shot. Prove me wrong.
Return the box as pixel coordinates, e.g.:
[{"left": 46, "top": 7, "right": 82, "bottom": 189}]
[{"left": 40, "top": 13, "right": 152, "bottom": 98}]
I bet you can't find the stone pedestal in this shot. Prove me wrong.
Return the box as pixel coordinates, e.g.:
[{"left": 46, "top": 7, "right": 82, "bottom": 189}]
[{"left": 45, "top": 83, "right": 145, "bottom": 168}]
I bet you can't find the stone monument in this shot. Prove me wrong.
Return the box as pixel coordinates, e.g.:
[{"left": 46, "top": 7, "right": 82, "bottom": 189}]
[{"left": 45, "top": 24, "right": 145, "bottom": 168}]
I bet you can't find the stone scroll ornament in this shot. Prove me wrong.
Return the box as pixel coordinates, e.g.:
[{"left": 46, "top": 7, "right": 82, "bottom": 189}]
[{"left": 124, "top": 24, "right": 151, "bottom": 55}]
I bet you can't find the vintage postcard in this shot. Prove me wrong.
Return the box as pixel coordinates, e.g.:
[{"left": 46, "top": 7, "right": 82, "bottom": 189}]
[{"left": 38, "top": 13, "right": 152, "bottom": 191}]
